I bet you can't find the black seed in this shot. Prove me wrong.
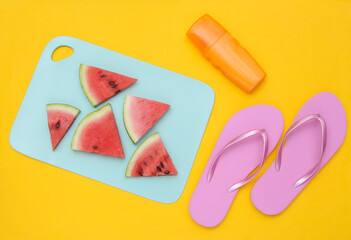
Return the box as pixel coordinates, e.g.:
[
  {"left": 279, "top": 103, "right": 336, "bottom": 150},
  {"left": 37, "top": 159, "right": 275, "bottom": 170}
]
[
  {"left": 165, "top": 170, "right": 170, "bottom": 175},
  {"left": 55, "top": 122, "right": 60, "bottom": 128},
  {"left": 109, "top": 81, "right": 115, "bottom": 85},
  {"left": 160, "top": 162, "right": 164, "bottom": 168},
  {"left": 157, "top": 166, "right": 162, "bottom": 172},
  {"left": 139, "top": 172, "right": 143, "bottom": 176},
  {"left": 115, "top": 90, "right": 120, "bottom": 94},
  {"left": 92, "top": 145, "right": 98, "bottom": 150},
  {"left": 101, "top": 74, "right": 106, "bottom": 78},
  {"left": 112, "top": 85, "right": 117, "bottom": 88}
]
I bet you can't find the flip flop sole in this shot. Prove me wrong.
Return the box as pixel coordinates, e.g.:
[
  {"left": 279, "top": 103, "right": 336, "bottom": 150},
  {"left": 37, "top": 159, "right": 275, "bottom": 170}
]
[
  {"left": 189, "top": 105, "right": 284, "bottom": 227},
  {"left": 251, "top": 92, "right": 347, "bottom": 215}
]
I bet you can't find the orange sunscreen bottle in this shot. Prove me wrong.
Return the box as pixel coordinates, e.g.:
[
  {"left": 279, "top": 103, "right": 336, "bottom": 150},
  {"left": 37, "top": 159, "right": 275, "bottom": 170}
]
[{"left": 187, "top": 14, "right": 266, "bottom": 93}]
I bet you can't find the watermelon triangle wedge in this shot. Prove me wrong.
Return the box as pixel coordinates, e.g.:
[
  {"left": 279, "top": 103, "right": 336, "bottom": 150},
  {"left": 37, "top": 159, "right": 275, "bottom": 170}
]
[
  {"left": 71, "top": 104, "right": 125, "bottom": 158},
  {"left": 123, "top": 95, "right": 170, "bottom": 143},
  {"left": 47, "top": 103, "right": 80, "bottom": 150},
  {"left": 125, "top": 132, "right": 178, "bottom": 177},
  {"left": 79, "top": 64, "right": 137, "bottom": 107}
]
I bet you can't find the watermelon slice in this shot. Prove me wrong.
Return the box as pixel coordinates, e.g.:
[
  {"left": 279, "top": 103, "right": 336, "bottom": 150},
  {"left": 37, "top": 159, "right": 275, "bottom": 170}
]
[
  {"left": 124, "top": 95, "right": 170, "bottom": 143},
  {"left": 79, "top": 64, "right": 137, "bottom": 107},
  {"left": 125, "top": 132, "right": 177, "bottom": 177},
  {"left": 71, "top": 104, "right": 125, "bottom": 158},
  {"left": 47, "top": 103, "right": 80, "bottom": 150}
]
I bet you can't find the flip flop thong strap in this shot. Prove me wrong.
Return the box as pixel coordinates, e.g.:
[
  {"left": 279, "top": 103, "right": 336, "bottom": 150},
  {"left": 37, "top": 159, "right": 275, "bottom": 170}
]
[
  {"left": 207, "top": 129, "right": 269, "bottom": 193},
  {"left": 275, "top": 114, "right": 327, "bottom": 187}
]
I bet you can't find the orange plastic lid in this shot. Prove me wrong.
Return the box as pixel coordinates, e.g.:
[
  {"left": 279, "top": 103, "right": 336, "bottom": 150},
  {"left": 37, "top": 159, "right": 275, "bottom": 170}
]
[
  {"left": 187, "top": 14, "right": 266, "bottom": 93},
  {"left": 186, "top": 14, "right": 226, "bottom": 54}
]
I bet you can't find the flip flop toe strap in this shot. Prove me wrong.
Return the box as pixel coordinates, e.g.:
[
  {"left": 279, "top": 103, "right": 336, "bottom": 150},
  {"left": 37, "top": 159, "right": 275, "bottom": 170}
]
[
  {"left": 207, "top": 129, "right": 269, "bottom": 193},
  {"left": 275, "top": 114, "right": 327, "bottom": 187}
]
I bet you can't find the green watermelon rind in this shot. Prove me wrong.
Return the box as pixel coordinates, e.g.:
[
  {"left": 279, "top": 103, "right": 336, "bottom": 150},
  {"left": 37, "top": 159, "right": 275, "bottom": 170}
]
[
  {"left": 79, "top": 64, "right": 99, "bottom": 107},
  {"left": 46, "top": 103, "right": 80, "bottom": 116},
  {"left": 125, "top": 132, "right": 160, "bottom": 177},
  {"left": 123, "top": 95, "right": 139, "bottom": 144},
  {"left": 71, "top": 104, "right": 112, "bottom": 150}
]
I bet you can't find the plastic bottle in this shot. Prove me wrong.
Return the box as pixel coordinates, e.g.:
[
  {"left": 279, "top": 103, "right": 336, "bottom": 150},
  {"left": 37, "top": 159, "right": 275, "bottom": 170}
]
[{"left": 187, "top": 14, "right": 266, "bottom": 93}]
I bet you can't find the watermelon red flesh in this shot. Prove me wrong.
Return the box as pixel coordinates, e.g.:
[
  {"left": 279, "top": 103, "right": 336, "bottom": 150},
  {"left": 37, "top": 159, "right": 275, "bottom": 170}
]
[
  {"left": 47, "top": 104, "right": 80, "bottom": 150},
  {"left": 80, "top": 64, "right": 137, "bottom": 107},
  {"left": 71, "top": 104, "right": 125, "bottom": 158},
  {"left": 125, "top": 133, "right": 177, "bottom": 177},
  {"left": 124, "top": 95, "right": 170, "bottom": 143}
]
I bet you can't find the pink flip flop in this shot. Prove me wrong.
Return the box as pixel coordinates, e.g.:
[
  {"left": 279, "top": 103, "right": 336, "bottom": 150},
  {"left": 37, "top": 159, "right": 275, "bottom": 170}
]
[
  {"left": 189, "top": 105, "right": 284, "bottom": 227},
  {"left": 251, "top": 92, "right": 347, "bottom": 215}
]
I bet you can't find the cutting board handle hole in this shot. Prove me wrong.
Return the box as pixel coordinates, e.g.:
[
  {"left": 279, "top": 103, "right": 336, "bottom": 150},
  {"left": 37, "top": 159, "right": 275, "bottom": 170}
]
[{"left": 51, "top": 46, "right": 74, "bottom": 62}]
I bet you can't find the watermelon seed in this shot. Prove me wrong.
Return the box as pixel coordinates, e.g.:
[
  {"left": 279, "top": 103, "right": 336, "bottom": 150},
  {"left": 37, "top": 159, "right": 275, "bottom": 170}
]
[
  {"left": 92, "top": 145, "right": 98, "bottom": 150},
  {"left": 112, "top": 85, "right": 117, "bottom": 88},
  {"left": 115, "top": 90, "right": 120, "bottom": 94},
  {"left": 160, "top": 162, "right": 164, "bottom": 168},
  {"left": 139, "top": 172, "right": 143, "bottom": 176},
  {"left": 165, "top": 170, "right": 170, "bottom": 175},
  {"left": 109, "top": 81, "right": 115, "bottom": 85},
  {"left": 157, "top": 166, "right": 162, "bottom": 172},
  {"left": 55, "top": 122, "right": 60, "bottom": 128},
  {"left": 101, "top": 74, "right": 106, "bottom": 78}
]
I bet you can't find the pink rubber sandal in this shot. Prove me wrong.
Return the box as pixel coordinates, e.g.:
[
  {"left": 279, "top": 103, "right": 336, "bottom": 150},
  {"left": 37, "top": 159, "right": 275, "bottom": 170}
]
[
  {"left": 251, "top": 92, "right": 347, "bottom": 215},
  {"left": 189, "top": 105, "right": 284, "bottom": 227}
]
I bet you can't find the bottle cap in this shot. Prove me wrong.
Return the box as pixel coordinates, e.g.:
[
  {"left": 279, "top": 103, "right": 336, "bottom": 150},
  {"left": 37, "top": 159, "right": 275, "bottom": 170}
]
[{"left": 187, "top": 14, "right": 226, "bottom": 53}]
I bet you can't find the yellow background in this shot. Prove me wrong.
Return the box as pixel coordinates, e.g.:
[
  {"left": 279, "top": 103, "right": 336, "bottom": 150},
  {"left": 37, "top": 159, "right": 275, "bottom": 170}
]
[{"left": 1, "top": 0, "right": 350, "bottom": 239}]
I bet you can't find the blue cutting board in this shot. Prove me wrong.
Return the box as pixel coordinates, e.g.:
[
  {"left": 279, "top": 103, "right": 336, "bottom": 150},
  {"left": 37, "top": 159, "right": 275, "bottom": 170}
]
[{"left": 9, "top": 36, "right": 214, "bottom": 203}]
